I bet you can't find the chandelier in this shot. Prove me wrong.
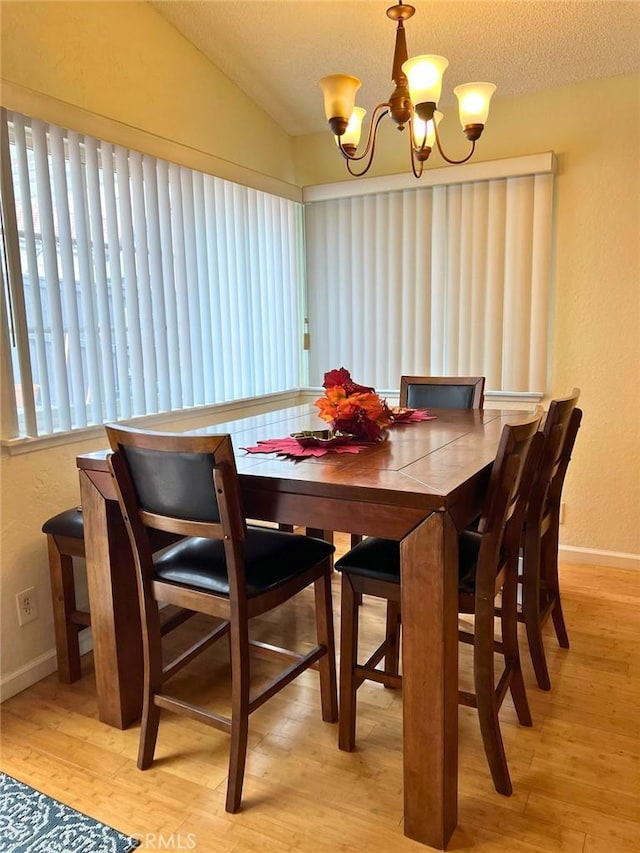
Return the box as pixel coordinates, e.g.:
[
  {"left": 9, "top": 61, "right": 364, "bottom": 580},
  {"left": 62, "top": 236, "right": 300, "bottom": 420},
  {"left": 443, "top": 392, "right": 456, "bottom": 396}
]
[{"left": 318, "top": 1, "right": 496, "bottom": 178}]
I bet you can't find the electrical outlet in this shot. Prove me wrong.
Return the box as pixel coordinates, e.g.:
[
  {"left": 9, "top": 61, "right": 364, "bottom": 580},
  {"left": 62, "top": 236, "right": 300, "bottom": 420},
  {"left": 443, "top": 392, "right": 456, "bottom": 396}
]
[
  {"left": 16, "top": 586, "right": 38, "bottom": 626},
  {"left": 559, "top": 502, "right": 566, "bottom": 525}
]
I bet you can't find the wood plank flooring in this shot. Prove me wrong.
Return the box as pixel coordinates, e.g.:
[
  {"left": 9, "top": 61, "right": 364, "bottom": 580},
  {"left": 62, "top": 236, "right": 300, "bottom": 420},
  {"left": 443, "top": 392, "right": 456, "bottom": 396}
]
[{"left": 1, "top": 544, "right": 639, "bottom": 852}]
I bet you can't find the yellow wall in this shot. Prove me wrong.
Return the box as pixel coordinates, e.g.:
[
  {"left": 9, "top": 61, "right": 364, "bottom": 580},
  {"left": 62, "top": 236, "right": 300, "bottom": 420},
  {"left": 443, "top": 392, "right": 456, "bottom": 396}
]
[
  {"left": 0, "top": 0, "right": 299, "bottom": 195},
  {"left": 296, "top": 73, "right": 640, "bottom": 559},
  {"left": 1, "top": 0, "right": 638, "bottom": 694}
]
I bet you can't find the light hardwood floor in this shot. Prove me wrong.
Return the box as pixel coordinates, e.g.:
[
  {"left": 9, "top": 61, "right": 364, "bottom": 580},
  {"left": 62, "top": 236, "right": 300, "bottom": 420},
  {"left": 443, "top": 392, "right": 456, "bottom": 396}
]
[{"left": 2, "top": 544, "right": 639, "bottom": 852}]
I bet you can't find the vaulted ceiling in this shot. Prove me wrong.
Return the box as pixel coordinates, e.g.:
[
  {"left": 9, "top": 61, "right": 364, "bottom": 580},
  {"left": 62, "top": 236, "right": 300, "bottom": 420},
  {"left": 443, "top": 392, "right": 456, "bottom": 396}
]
[{"left": 151, "top": 1, "right": 640, "bottom": 137}]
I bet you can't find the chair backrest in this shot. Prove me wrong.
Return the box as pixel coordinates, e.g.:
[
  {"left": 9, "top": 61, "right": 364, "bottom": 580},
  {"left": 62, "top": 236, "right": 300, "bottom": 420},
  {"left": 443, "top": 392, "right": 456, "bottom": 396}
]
[
  {"left": 105, "top": 424, "right": 247, "bottom": 601},
  {"left": 547, "top": 405, "right": 582, "bottom": 512},
  {"left": 528, "top": 389, "right": 582, "bottom": 526},
  {"left": 474, "top": 411, "right": 544, "bottom": 599},
  {"left": 399, "top": 375, "right": 485, "bottom": 410}
]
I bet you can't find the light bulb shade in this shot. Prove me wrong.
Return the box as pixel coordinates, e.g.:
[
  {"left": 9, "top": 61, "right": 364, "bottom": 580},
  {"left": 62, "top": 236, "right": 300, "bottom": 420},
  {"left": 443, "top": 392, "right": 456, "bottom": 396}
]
[
  {"left": 412, "top": 110, "right": 443, "bottom": 149},
  {"left": 453, "top": 82, "right": 496, "bottom": 128},
  {"left": 402, "top": 55, "right": 449, "bottom": 108},
  {"left": 319, "top": 74, "right": 362, "bottom": 125},
  {"left": 336, "top": 106, "right": 366, "bottom": 149}
]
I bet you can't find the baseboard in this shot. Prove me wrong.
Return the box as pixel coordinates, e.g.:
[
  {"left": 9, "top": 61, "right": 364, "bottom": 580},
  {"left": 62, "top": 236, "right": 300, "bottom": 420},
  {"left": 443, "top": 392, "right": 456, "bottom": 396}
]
[
  {"left": 0, "top": 630, "right": 94, "bottom": 703},
  {"left": 559, "top": 544, "right": 640, "bottom": 571},
  {"left": 0, "top": 649, "right": 58, "bottom": 703}
]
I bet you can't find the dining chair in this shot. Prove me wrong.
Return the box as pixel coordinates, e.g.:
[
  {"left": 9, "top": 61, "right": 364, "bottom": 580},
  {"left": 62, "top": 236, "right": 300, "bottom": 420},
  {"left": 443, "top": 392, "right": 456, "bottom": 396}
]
[
  {"left": 335, "top": 410, "right": 543, "bottom": 795},
  {"left": 42, "top": 507, "right": 89, "bottom": 683},
  {"left": 347, "top": 375, "right": 486, "bottom": 554},
  {"left": 42, "top": 506, "right": 208, "bottom": 683},
  {"left": 399, "top": 375, "right": 485, "bottom": 410},
  {"left": 105, "top": 424, "right": 338, "bottom": 813},
  {"left": 518, "top": 390, "right": 582, "bottom": 690}
]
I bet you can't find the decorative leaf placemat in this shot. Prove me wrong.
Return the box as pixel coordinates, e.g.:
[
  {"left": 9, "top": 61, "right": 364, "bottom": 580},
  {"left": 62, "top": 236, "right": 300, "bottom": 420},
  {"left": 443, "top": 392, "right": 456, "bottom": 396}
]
[{"left": 242, "top": 437, "right": 372, "bottom": 458}]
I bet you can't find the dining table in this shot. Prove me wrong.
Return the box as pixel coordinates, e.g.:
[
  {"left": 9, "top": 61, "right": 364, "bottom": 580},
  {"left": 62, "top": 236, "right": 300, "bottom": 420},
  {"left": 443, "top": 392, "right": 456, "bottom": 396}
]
[{"left": 76, "top": 402, "right": 533, "bottom": 850}]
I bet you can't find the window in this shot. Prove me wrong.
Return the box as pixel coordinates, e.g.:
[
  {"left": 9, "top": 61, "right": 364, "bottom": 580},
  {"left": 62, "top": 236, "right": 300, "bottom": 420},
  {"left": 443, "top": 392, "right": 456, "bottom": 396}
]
[
  {"left": 1, "top": 109, "right": 304, "bottom": 439},
  {"left": 304, "top": 155, "right": 555, "bottom": 393}
]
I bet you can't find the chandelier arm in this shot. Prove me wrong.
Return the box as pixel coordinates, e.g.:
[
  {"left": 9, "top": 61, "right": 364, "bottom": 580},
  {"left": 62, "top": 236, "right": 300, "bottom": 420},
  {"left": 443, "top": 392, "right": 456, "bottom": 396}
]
[
  {"left": 339, "top": 103, "right": 390, "bottom": 163},
  {"left": 433, "top": 119, "right": 477, "bottom": 165},
  {"left": 408, "top": 122, "right": 425, "bottom": 179},
  {"left": 347, "top": 124, "right": 386, "bottom": 178},
  {"left": 342, "top": 109, "right": 390, "bottom": 177}
]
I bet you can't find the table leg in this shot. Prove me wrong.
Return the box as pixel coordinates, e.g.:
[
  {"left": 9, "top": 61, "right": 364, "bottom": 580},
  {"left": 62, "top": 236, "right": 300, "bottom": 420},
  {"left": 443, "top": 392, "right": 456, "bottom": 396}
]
[
  {"left": 400, "top": 511, "right": 459, "bottom": 849},
  {"left": 80, "top": 470, "right": 143, "bottom": 729}
]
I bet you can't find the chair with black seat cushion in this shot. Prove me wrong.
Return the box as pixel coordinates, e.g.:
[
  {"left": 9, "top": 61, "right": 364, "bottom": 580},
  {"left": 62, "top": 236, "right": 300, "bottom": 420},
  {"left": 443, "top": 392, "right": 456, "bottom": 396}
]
[
  {"left": 42, "top": 507, "right": 202, "bottom": 684},
  {"left": 42, "top": 508, "right": 89, "bottom": 683},
  {"left": 348, "top": 375, "right": 486, "bottom": 557},
  {"left": 400, "top": 375, "right": 485, "bottom": 410},
  {"left": 518, "top": 390, "right": 582, "bottom": 690},
  {"left": 335, "top": 410, "right": 543, "bottom": 796},
  {"left": 105, "top": 424, "right": 338, "bottom": 813}
]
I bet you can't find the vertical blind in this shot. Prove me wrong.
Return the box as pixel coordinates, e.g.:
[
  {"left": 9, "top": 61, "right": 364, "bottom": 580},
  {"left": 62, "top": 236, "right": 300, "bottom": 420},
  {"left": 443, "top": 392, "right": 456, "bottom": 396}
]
[
  {"left": 1, "top": 109, "right": 303, "bottom": 438},
  {"left": 305, "top": 170, "right": 554, "bottom": 392}
]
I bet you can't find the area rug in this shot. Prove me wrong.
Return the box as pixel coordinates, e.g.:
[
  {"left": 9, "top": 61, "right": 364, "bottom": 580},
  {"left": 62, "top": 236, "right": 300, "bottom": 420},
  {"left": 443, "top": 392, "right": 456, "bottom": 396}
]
[{"left": 0, "top": 773, "right": 139, "bottom": 853}]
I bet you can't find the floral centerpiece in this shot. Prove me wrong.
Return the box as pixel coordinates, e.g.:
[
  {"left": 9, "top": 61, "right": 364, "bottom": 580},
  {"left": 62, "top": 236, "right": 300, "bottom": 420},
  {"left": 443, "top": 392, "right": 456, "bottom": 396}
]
[{"left": 315, "top": 367, "right": 393, "bottom": 442}]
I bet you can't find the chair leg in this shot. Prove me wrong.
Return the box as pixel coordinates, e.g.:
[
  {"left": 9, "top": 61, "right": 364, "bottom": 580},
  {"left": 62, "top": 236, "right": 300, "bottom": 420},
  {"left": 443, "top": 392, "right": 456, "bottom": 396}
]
[
  {"left": 314, "top": 571, "right": 338, "bottom": 723},
  {"left": 384, "top": 600, "right": 401, "bottom": 682},
  {"left": 502, "top": 570, "right": 532, "bottom": 726},
  {"left": 227, "top": 716, "right": 250, "bottom": 814},
  {"left": 550, "top": 594, "right": 570, "bottom": 649},
  {"left": 349, "top": 536, "right": 364, "bottom": 605},
  {"left": 137, "top": 698, "right": 161, "bottom": 770},
  {"left": 543, "top": 525, "right": 570, "bottom": 649},
  {"left": 475, "top": 687, "right": 512, "bottom": 795},
  {"left": 474, "top": 602, "right": 512, "bottom": 796},
  {"left": 338, "top": 574, "right": 359, "bottom": 752},
  {"left": 226, "top": 617, "right": 251, "bottom": 813},
  {"left": 522, "top": 536, "right": 552, "bottom": 691},
  {"left": 307, "top": 529, "right": 335, "bottom": 572},
  {"left": 47, "top": 538, "right": 82, "bottom": 684},
  {"left": 137, "top": 616, "right": 163, "bottom": 770}
]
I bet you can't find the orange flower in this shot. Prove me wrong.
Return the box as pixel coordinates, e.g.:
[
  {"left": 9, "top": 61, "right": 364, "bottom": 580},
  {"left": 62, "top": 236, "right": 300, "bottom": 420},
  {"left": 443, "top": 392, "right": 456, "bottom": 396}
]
[{"left": 314, "top": 369, "right": 392, "bottom": 440}]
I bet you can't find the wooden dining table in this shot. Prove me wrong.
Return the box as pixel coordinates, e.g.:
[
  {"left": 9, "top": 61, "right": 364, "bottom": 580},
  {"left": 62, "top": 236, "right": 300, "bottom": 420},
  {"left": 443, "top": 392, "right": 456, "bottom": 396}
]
[{"left": 76, "top": 402, "right": 531, "bottom": 850}]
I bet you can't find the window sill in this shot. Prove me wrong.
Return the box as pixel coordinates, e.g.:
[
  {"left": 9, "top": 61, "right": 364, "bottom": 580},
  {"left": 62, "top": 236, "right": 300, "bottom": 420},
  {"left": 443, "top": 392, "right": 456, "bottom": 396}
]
[{"left": 1, "top": 390, "right": 307, "bottom": 456}]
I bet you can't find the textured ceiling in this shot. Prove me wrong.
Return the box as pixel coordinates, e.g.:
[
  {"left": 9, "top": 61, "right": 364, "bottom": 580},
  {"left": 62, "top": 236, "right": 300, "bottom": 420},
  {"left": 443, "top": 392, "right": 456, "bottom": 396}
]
[{"left": 151, "top": 1, "right": 640, "bottom": 137}]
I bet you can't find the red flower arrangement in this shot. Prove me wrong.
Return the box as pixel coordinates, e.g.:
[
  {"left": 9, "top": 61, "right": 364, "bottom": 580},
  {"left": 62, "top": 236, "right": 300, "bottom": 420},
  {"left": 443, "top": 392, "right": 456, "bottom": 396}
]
[{"left": 315, "top": 367, "right": 393, "bottom": 442}]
